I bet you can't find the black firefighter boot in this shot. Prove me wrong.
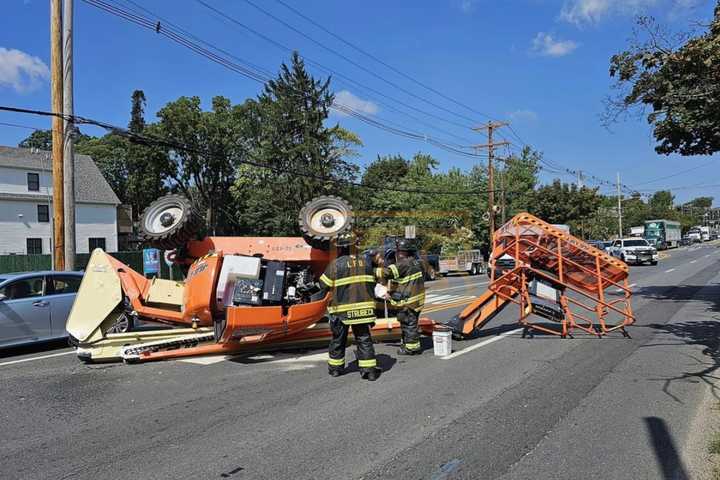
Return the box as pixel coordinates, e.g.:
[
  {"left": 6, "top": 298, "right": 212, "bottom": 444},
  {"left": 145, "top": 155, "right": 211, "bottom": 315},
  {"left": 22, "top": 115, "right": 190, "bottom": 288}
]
[{"left": 360, "top": 368, "right": 381, "bottom": 381}]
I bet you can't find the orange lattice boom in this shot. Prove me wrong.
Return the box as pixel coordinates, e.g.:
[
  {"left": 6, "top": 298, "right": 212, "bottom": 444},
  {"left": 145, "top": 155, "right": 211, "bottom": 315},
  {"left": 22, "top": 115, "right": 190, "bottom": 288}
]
[{"left": 441, "top": 213, "right": 634, "bottom": 338}]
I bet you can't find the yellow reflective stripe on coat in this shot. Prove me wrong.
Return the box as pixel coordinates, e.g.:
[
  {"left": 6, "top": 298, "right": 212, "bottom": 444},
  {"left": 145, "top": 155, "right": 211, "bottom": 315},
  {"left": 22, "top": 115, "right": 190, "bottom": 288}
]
[
  {"left": 333, "top": 275, "right": 375, "bottom": 286},
  {"left": 320, "top": 274, "right": 334, "bottom": 287},
  {"left": 328, "top": 357, "right": 345, "bottom": 366},
  {"left": 389, "top": 264, "right": 400, "bottom": 278},
  {"left": 374, "top": 267, "right": 384, "bottom": 279},
  {"left": 358, "top": 359, "right": 377, "bottom": 368},
  {"left": 343, "top": 316, "right": 376, "bottom": 325},
  {"left": 394, "top": 271, "right": 423, "bottom": 284},
  {"left": 327, "top": 301, "right": 377, "bottom": 314},
  {"left": 389, "top": 293, "right": 426, "bottom": 308}
]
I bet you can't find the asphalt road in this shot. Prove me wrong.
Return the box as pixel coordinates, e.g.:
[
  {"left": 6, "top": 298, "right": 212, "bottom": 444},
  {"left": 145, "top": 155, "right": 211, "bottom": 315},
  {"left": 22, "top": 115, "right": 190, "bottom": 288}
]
[{"left": 2, "top": 244, "right": 720, "bottom": 479}]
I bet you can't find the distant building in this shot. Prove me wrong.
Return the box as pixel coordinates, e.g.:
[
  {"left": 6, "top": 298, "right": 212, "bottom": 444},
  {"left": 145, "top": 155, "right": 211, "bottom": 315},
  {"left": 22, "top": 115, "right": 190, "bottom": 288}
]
[{"left": 0, "top": 146, "right": 120, "bottom": 255}]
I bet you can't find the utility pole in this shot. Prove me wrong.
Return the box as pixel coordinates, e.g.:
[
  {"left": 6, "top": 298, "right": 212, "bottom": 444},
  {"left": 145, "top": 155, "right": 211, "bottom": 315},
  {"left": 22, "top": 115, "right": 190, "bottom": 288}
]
[
  {"left": 63, "top": 0, "right": 75, "bottom": 270},
  {"left": 616, "top": 172, "right": 623, "bottom": 239},
  {"left": 473, "top": 121, "right": 510, "bottom": 236},
  {"left": 51, "top": 0, "right": 65, "bottom": 270}
]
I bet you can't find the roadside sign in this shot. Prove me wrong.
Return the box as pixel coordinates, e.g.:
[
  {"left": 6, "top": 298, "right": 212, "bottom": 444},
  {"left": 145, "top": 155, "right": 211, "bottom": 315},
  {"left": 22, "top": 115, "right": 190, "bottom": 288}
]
[
  {"left": 405, "top": 225, "right": 416, "bottom": 239},
  {"left": 143, "top": 248, "right": 160, "bottom": 275},
  {"left": 163, "top": 250, "right": 174, "bottom": 267}
]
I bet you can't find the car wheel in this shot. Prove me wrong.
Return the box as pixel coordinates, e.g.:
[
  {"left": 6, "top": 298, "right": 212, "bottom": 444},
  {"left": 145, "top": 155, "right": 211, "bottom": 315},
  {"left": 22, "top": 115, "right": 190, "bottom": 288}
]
[
  {"left": 426, "top": 267, "right": 437, "bottom": 281},
  {"left": 651, "top": 261, "right": 658, "bottom": 265},
  {"left": 106, "top": 313, "right": 135, "bottom": 334},
  {"left": 470, "top": 264, "right": 478, "bottom": 276}
]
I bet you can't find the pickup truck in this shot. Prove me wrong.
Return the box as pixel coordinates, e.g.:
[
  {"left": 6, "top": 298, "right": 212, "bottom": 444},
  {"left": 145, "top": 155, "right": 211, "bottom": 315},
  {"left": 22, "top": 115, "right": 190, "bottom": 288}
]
[{"left": 608, "top": 238, "right": 659, "bottom": 265}]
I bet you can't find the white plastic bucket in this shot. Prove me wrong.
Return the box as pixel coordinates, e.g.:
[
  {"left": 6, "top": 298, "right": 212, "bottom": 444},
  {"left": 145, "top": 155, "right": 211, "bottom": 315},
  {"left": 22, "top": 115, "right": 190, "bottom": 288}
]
[{"left": 433, "top": 326, "right": 452, "bottom": 356}]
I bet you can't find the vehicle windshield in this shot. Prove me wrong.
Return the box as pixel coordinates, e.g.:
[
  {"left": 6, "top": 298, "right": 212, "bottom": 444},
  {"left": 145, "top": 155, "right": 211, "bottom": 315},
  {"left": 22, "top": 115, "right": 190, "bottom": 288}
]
[
  {"left": 624, "top": 239, "right": 649, "bottom": 247},
  {"left": 645, "top": 227, "right": 661, "bottom": 238}
]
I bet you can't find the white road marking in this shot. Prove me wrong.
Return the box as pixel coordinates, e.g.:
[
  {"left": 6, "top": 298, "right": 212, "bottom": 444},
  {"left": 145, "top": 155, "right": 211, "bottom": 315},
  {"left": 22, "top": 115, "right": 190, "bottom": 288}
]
[
  {"left": 428, "top": 281, "right": 489, "bottom": 294},
  {"left": 179, "top": 351, "right": 328, "bottom": 366},
  {"left": 441, "top": 328, "right": 523, "bottom": 360},
  {"left": 690, "top": 260, "right": 697, "bottom": 264},
  {"left": 665, "top": 268, "right": 676, "bottom": 273},
  {"left": 705, "top": 254, "right": 711, "bottom": 258},
  {"left": 179, "top": 355, "right": 231, "bottom": 365},
  {"left": 0, "top": 350, "right": 75, "bottom": 367},
  {"left": 614, "top": 283, "right": 636, "bottom": 294},
  {"left": 426, "top": 294, "right": 480, "bottom": 305}
]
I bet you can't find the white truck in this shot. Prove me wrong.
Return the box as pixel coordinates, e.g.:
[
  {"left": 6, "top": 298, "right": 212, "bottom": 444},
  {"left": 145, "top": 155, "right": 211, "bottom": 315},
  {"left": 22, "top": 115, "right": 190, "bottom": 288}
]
[
  {"left": 630, "top": 226, "right": 644, "bottom": 237},
  {"left": 438, "top": 250, "right": 485, "bottom": 276},
  {"left": 700, "top": 226, "right": 711, "bottom": 241}
]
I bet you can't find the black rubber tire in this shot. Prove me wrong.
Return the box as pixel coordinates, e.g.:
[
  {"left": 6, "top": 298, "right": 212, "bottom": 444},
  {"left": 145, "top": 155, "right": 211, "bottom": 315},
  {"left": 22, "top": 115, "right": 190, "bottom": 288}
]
[
  {"left": 426, "top": 267, "right": 437, "bottom": 281},
  {"left": 470, "top": 264, "right": 478, "bottom": 276},
  {"left": 650, "top": 261, "right": 658, "bottom": 265},
  {"left": 298, "top": 195, "right": 354, "bottom": 249},
  {"left": 139, "top": 194, "right": 204, "bottom": 250}
]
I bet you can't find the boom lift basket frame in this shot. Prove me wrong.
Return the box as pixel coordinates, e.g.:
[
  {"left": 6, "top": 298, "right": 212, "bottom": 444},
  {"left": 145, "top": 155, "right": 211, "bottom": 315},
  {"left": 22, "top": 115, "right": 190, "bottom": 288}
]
[{"left": 489, "top": 214, "right": 634, "bottom": 338}]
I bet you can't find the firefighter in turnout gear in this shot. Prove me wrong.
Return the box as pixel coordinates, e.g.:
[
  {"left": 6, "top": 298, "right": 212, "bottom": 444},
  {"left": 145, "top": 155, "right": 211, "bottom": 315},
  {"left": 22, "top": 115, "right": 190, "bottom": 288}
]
[
  {"left": 320, "top": 233, "right": 381, "bottom": 381},
  {"left": 376, "top": 238, "right": 426, "bottom": 355}
]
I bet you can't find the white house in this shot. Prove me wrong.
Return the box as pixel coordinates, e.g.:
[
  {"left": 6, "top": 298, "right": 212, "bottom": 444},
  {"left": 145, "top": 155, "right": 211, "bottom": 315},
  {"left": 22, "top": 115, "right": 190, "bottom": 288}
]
[{"left": 0, "top": 146, "right": 120, "bottom": 255}]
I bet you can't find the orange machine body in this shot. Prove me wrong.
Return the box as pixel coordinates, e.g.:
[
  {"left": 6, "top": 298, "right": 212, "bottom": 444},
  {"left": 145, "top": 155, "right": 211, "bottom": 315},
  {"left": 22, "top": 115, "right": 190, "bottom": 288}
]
[{"left": 183, "top": 253, "right": 222, "bottom": 324}]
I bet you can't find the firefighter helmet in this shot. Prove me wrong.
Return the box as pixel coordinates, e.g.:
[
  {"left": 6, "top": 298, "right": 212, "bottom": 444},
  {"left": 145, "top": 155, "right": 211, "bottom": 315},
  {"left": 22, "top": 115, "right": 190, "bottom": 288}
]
[
  {"left": 397, "top": 238, "right": 417, "bottom": 253},
  {"left": 334, "top": 233, "right": 359, "bottom": 248}
]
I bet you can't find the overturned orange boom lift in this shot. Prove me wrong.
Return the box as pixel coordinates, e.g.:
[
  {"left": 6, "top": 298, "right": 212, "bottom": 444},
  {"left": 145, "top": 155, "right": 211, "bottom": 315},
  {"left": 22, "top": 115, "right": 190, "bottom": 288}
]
[{"left": 67, "top": 195, "right": 432, "bottom": 363}]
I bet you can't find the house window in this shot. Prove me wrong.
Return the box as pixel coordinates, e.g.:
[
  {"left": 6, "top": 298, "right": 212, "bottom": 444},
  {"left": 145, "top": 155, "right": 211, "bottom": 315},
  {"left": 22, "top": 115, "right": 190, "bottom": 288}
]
[
  {"left": 26, "top": 238, "right": 43, "bottom": 254},
  {"left": 89, "top": 237, "right": 106, "bottom": 251},
  {"left": 37, "top": 205, "right": 49, "bottom": 222},
  {"left": 27, "top": 173, "right": 40, "bottom": 191}
]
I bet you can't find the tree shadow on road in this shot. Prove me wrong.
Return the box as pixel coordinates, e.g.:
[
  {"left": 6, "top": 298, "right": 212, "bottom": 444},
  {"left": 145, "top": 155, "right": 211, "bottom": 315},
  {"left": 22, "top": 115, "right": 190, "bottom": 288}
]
[{"left": 638, "top": 283, "right": 720, "bottom": 402}]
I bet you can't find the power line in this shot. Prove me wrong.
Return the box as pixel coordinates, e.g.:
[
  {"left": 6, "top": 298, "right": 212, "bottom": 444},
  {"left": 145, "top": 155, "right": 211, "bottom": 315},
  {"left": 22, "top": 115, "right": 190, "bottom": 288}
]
[
  {"left": 235, "top": 0, "right": 481, "bottom": 126},
  {"left": 190, "top": 0, "right": 479, "bottom": 140},
  {"left": 269, "top": 0, "right": 497, "bottom": 122},
  {"left": 632, "top": 159, "right": 717, "bottom": 187},
  {"left": 0, "top": 121, "right": 44, "bottom": 131},
  {"left": 0, "top": 105, "right": 510, "bottom": 197},
  {"left": 82, "top": 0, "right": 490, "bottom": 161}
]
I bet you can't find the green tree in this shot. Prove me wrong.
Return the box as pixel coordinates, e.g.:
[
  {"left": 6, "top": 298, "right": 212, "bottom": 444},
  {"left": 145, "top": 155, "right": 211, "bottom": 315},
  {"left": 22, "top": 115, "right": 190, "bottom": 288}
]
[
  {"left": 530, "top": 180, "right": 602, "bottom": 237},
  {"left": 607, "top": 5, "right": 720, "bottom": 155},
  {"left": 648, "top": 190, "right": 675, "bottom": 218},
  {"left": 232, "top": 52, "right": 359, "bottom": 236},
  {"left": 498, "top": 146, "right": 540, "bottom": 217},
  {"left": 18, "top": 130, "right": 53, "bottom": 150},
  {"left": 157, "top": 95, "right": 249, "bottom": 234}
]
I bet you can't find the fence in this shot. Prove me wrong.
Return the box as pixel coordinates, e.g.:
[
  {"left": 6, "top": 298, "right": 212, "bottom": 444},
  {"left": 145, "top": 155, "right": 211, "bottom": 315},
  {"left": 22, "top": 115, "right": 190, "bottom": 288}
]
[{"left": 0, "top": 251, "right": 180, "bottom": 279}]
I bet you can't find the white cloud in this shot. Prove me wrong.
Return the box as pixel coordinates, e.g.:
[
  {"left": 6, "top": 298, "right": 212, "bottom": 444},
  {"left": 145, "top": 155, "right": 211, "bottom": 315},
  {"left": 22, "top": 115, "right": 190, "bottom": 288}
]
[
  {"left": 333, "top": 90, "right": 379, "bottom": 117},
  {"left": 559, "top": 0, "right": 658, "bottom": 25},
  {"left": 531, "top": 33, "right": 579, "bottom": 57},
  {"left": 0, "top": 47, "right": 49, "bottom": 93},
  {"left": 460, "top": 0, "right": 478, "bottom": 14},
  {"left": 509, "top": 109, "right": 539, "bottom": 122}
]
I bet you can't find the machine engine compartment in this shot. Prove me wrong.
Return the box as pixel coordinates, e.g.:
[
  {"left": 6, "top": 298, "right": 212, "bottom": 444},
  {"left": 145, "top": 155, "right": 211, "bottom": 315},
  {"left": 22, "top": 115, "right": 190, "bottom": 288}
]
[{"left": 215, "top": 255, "right": 322, "bottom": 310}]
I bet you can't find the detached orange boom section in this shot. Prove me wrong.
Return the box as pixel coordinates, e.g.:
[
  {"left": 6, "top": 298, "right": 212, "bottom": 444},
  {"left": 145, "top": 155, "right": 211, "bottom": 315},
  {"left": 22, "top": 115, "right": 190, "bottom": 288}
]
[{"left": 439, "top": 213, "right": 634, "bottom": 338}]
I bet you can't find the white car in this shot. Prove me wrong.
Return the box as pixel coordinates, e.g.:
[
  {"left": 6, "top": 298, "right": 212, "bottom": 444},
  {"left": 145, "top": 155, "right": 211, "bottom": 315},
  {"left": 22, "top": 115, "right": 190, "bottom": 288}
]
[{"left": 609, "top": 238, "right": 659, "bottom": 265}]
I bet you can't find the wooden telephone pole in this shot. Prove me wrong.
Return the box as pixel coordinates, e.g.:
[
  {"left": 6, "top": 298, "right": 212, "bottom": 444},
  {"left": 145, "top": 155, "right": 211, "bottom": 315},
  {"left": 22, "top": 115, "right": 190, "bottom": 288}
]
[
  {"left": 63, "top": 0, "right": 75, "bottom": 271},
  {"left": 473, "top": 121, "right": 510, "bottom": 236},
  {"left": 51, "top": 0, "right": 65, "bottom": 270}
]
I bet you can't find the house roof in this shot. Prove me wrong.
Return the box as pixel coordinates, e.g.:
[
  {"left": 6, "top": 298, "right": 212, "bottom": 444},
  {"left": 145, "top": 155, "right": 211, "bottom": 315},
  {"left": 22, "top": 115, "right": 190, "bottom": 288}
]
[{"left": 0, "top": 146, "right": 120, "bottom": 205}]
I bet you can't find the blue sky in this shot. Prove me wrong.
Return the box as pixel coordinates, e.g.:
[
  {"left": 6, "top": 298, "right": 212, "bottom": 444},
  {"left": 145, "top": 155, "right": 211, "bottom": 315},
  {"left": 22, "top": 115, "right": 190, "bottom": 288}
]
[{"left": 1, "top": 0, "right": 717, "bottom": 204}]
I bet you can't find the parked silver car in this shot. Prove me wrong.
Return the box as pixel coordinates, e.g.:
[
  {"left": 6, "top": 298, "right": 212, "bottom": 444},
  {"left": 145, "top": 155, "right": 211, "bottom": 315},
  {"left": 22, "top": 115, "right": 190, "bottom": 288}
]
[{"left": 0, "top": 271, "right": 83, "bottom": 348}]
